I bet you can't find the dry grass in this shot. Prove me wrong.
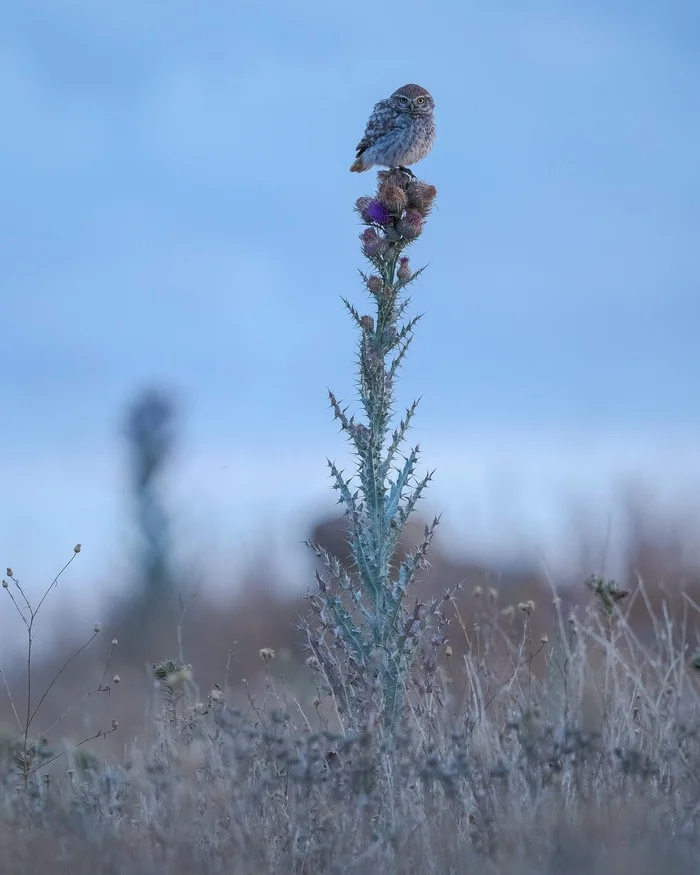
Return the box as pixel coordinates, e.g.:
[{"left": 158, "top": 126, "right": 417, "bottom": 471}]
[{"left": 2, "top": 528, "right": 700, "bottom": 874}]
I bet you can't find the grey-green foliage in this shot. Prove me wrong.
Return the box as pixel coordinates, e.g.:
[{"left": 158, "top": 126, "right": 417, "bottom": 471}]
[{"left": 307, "top": 170, "right": 442, "bottom": 730}]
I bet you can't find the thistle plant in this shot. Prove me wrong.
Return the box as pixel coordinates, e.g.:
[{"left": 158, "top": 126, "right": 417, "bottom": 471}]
[
  {"left": 124, "top": 390, "right": 177, "bottom": 617},
  {"left": 151, "top": 657, "right": 192, "bottom": 728},
  {"left": 585, "top": 574, "right": 630, "bottom": 617},
  {"left": 307, "top": 169, "right": 441, "bottom": 731}
]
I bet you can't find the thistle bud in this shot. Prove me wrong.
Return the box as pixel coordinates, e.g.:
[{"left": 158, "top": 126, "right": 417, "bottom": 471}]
[
  {"left": 360, "top": 315, "right": 374, "bottom": 332},
  {"left": 73, "top": 544, "right": 81, "bottom": 554},
  {"left": 361, "top": 228, "right": 385, "bottom": 259},
  {"left": 397, "top": 257, "right": 411, "bottom": 283},
  {"left": 367, "top": 275, "right": 383, "bottom": 294},
  {"left": 396, "top": 208, "right": 423, "bottom": 241}
]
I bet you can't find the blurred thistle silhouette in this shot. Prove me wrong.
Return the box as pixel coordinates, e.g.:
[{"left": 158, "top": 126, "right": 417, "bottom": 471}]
[
  {"left": 124, "top": 390, "right": 177, "bottom": 616},
  {"left": 306, "top": 169, "right": 444, "bottom": 731}
]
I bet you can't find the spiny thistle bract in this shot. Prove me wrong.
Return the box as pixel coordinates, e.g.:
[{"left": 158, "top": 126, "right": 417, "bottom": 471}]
[{"left": 307, "top": 169, "right": 442, "bottom": 731}]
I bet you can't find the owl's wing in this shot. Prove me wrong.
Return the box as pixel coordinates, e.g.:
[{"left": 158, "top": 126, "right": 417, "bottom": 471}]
[{"left": 355, "top": 99, "right": 391, "bottom": 157}]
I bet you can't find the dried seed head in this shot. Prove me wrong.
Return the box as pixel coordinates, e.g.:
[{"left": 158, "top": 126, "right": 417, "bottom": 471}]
[
  {"left": 6, "top": 568, "right": 13, "bottom": 578},
  {"left": 111, "top": 719, "right": 119, "bottom": 730},
  {"left": 111, "top": 638, "right": 118, "bottom": 646},
  {"left": 168, "top": 668, "right": 192, "bottom": 686},
  {"left": 406, "top": 182, "right": 438, "bottom": 217},
  {"left": 313, "top": 698, "right": 322, "bottom": 708},
  {"left": 1, "top": 580, "right": 8, "bottom": 589},
  {"left": 112, "top": 674, "right": 121, "bottom": 684},
  {"left": 152, "top": 658, "right": 191, "bottom": 681},
  {"left": 305, "top": 656, "right": 320, "bottom": 670},
  {"left": 540, "top": 634, "right": 549, "bottom": 644},
  {"left": 259, "top": 647, "right": 276, "bottom": 662},
  {"left": 378, "top": 182, "right": 408, "bottom": 214},
  {"left": 397, "top": 257, "right": 411, "bottom": 282},
  {"left": 367, "top": 274, "right": 383, "bottom": 294},
  {"left": 518, "top": 600, "right": 536, "bottom": 616},
  {"left": 397, "top": 208, "right": 424, "bottom": 241},
  {"left": 73, "top": 544, "right": 81, "bottom": 554},
  {"left": 93, "top": 622, "right": 101, "bottom": 633},
  {"left": 473, "top": 586, "right": 482, "bottom": 598},
  {"left": 209, "top": 688, "right": 225, "bottom": 705},
  {"left": 444, "top": 644, "right": 453, "bottom": 657},
  {"left": 360, "top": 315, "right": 375, "bottom": 332}
]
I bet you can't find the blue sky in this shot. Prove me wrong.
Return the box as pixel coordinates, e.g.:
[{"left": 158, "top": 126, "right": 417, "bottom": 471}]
[{"left": 1, "top": 0, "right": 699, "bottom": 623}]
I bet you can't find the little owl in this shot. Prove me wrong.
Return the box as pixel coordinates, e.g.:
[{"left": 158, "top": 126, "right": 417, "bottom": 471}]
[{"left": 350, "top": 84, "right": 435, "bottom": 174}]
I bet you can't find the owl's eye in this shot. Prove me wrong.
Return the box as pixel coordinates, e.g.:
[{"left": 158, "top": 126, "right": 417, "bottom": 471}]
[
  {"left": 399, "top": 96, "right": 408, "bottom": 103},
  {"left": 416, "top": 97, "right": 425, "bottom": 104}
]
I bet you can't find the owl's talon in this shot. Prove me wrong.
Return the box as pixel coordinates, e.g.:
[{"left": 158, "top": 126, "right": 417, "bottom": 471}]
[{"left": 397, "top": 166, "right": 416, "bottom": 179}]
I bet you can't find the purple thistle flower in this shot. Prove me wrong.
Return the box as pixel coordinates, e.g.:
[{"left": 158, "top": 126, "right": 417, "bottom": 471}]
[
  {"left": 354, "top": 196, "right": 373, "bottom": 223},
  {"left": 365, "top": 199, "right": 392, "bottom": 225}
]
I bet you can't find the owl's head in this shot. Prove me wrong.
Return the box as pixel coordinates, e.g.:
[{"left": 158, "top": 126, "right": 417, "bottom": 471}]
[{"left": 389, "top": 84, "right": 434, "bottom": 115}]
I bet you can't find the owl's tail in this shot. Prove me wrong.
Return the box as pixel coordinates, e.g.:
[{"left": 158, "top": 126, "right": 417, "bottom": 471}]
[{"left": 349, "top": 157, "right": 368, "bottom": 173}]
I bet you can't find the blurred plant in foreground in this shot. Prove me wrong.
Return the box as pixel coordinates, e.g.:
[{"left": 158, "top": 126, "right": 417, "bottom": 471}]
[{"left": 0, "top": 548, "right": 118, "bottom": 789}]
